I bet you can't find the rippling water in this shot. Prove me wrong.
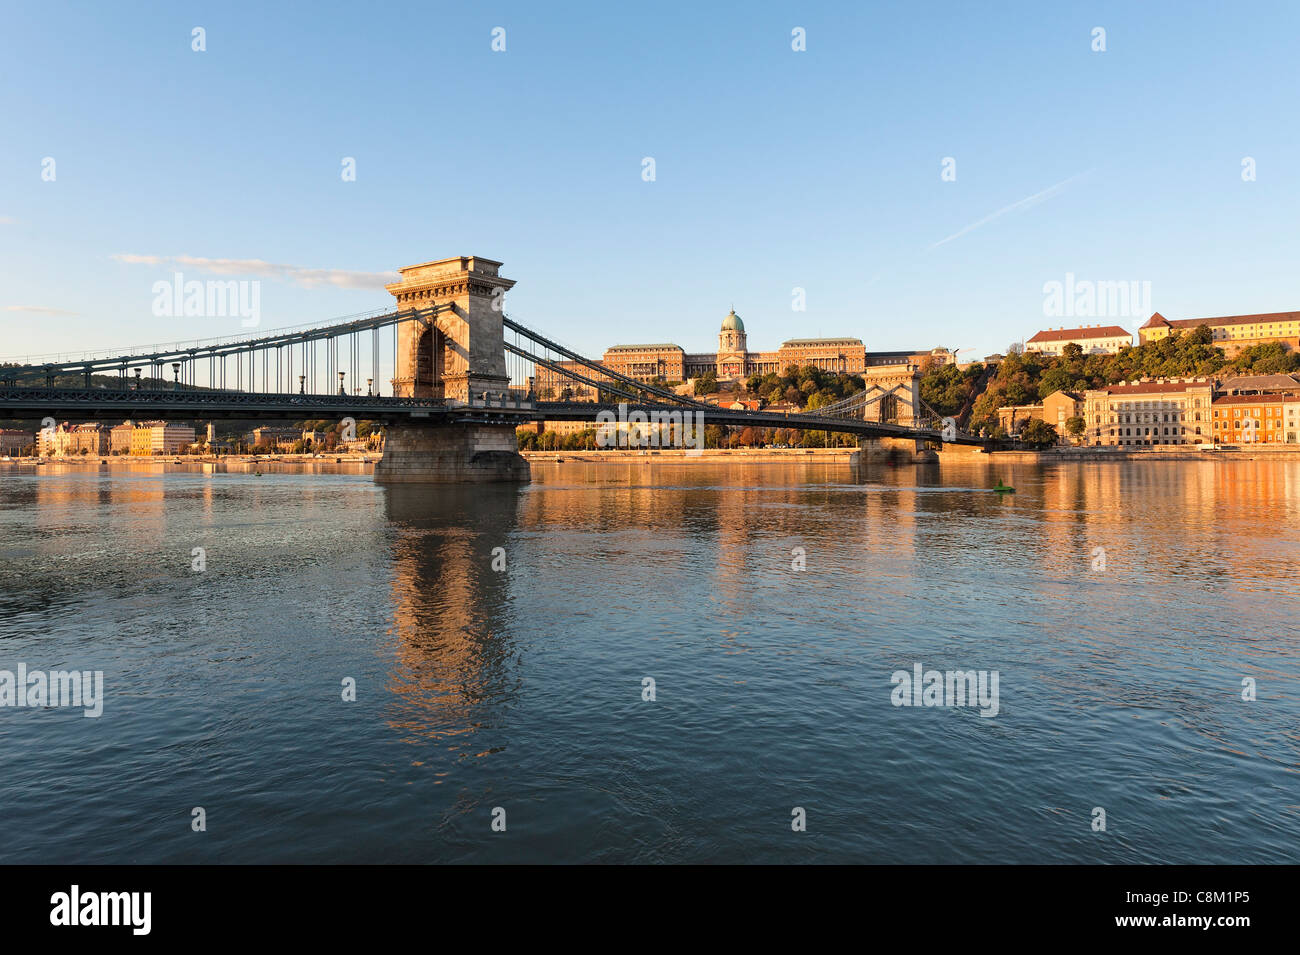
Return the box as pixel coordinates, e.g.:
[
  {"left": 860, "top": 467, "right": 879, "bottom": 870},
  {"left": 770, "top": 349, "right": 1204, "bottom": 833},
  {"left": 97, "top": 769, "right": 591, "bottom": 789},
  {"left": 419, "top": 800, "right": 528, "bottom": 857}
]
[{"left": 0, "top": 457, "right": 1296, "bottom": 863}]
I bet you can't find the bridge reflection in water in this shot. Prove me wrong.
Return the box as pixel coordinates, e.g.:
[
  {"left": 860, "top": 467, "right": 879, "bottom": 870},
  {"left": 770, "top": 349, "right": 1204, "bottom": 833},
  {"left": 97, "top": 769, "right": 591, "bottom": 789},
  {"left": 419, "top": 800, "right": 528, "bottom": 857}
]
[
  {"left": 382, "top": 485, "right": 525, "bottom": 753},
  {"left": 374, "top": 459, "right": 930, "bottom": 756}
]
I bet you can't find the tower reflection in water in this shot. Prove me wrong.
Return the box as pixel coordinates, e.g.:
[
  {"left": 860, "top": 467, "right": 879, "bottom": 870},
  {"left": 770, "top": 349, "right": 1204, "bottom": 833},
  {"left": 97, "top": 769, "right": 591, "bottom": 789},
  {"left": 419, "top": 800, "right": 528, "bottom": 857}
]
[{"left": 382, "top": 485, "right": 524, "bottom": 756}]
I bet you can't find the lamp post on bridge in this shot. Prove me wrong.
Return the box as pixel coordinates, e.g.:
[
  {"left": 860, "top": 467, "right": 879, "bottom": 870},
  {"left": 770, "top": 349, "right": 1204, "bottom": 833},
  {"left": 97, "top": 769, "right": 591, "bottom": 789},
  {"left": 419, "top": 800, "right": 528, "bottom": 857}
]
[
  {"left": 298, "top": 374, "right": 305, "bottom": 395},
  {"left": 337, "top": 372, "right": 346, "bottom": 396},
  {"left": 172, "top": 362, "right": 181, "bottom": 391}
]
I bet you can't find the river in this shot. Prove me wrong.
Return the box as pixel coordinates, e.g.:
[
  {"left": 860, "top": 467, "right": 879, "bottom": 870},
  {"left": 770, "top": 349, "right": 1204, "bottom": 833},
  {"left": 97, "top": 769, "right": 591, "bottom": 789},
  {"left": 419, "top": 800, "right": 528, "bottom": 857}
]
[{"left": 0, "top": 458, "right": 1295, "bottom": 863}]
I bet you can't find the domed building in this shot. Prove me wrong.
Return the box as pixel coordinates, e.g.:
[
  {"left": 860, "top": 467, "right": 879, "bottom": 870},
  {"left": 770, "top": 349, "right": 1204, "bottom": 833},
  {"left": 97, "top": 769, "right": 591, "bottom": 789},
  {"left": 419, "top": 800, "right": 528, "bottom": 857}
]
[
  {"left": 532, "top": 307, "right": 942, "bottom": 405},
  {"left": 716, "top": 309, "right": 748, "bottom": 378}
]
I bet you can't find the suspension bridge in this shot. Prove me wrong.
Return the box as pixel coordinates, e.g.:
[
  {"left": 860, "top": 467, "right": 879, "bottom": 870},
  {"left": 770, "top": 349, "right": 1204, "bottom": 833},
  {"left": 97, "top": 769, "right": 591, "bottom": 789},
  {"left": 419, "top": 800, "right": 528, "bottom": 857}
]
[{"left": 0, "top": 255, "right": 984, "bottom": 481}]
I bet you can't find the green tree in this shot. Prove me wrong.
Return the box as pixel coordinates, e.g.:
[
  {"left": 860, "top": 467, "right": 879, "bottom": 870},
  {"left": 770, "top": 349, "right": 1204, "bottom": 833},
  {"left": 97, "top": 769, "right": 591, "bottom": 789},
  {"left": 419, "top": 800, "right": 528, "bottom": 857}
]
[
  {"left": 1064, "top": 416, "right": 1085, "bottom": 442},
  {"left": 1020, "top": 419, "right": 1059, "bottom": 448}
]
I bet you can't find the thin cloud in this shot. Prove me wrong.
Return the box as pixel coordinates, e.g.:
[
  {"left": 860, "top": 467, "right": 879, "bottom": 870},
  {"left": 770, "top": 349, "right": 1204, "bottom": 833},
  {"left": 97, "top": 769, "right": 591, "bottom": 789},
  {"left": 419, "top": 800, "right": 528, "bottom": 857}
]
[
  {"left": 0, "top": 216, "right": 18, "bottom": 225},
  {"left": 3, "top": 305, "right": 77, "bottom": 316},
  {"left": 929, "top": 170, "right": 1094, "bottom": 250},
  {"left": 111, "top": 253, "right": 398, "bottom": 290}
]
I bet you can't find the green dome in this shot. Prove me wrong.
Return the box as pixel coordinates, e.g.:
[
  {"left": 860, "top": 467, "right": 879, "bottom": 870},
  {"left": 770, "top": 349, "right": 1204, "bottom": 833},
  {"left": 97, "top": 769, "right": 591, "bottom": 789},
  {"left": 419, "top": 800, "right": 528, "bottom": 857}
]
[{"left": 721, "top": 309, "right": 744, "bottom": 332}]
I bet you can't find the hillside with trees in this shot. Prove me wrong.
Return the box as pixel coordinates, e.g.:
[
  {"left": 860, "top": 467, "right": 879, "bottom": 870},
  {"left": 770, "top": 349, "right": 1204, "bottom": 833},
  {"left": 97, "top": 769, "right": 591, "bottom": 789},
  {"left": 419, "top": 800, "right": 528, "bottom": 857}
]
[
  {"left": 743, "top": 365, "right": 865, "bottom": 410},
  {"left": 927, "top": 325, "right": 1300, "bottom": 436}
]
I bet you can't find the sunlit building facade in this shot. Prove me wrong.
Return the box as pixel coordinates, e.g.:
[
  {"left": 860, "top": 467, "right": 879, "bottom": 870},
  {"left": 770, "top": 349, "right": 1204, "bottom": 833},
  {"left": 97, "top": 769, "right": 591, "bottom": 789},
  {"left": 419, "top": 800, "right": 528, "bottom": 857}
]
[
  {"left": 1212, "top": 393, "right": 1295, "bottom": 444},
  {"left": 1138, "top": 310, "right": 1300, "bottom": 357},
  {"left": 533, "top": 309, "right": 942, "bottom": 400},
  {"left": 1025, "top": 325, "right": 1133, "bottom": 356},
  {"left": 1082, "top": 379, "right": 1214, "bottom": 447}
]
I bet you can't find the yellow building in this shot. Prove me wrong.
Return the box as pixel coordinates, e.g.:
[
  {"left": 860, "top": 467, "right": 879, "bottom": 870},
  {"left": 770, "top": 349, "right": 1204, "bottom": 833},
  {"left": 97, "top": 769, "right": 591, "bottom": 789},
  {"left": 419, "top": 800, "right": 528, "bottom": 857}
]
[
  {"left": 130, "top": 421, "right": 197, "bottom": 455},
  {"left": 1082, "top": 379, "right": 1214, "bottom": 447},
  {"left": 1138, "top": 310, "right": 1300, "bottom": 357},
  {"left": 996, "top": 390, "right": 1082, "bottom": 442},
  {"left": 38, "top": 422, "right": 108, "bottom": 456}
]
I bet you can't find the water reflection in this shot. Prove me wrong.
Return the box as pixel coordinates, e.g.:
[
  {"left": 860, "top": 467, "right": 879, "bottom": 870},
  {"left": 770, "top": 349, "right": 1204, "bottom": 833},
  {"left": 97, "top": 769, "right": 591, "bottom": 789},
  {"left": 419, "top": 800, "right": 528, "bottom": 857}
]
[{"left": 382, "top": 486, "right": 524, "bottom": 752}]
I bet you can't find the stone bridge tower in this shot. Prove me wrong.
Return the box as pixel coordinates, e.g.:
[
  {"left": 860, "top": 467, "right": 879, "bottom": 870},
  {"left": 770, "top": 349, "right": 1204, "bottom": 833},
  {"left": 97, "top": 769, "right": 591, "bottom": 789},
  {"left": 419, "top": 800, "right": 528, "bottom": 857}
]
[
  {"left": 387, "top": 256, "right": 515, "bottom": 404},
  {"left": 375, "top": 255, "right": 529, "bottom": 484}
]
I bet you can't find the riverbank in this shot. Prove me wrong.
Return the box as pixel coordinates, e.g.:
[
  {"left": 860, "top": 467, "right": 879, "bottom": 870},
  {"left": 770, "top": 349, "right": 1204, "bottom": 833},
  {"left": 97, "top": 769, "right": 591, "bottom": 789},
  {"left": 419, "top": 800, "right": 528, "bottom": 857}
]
[
  {"left": 0, "top": 453, "right": 379, "bottom": 467},
  {"left": 521, "top": 444, "right": 1300, "bottom": 465},
  {"left": 521, "top": 448, "right": 858, "bottom": 463},
  {"left": 980, "top": 446, "right": 1300, "bottom": 462}
]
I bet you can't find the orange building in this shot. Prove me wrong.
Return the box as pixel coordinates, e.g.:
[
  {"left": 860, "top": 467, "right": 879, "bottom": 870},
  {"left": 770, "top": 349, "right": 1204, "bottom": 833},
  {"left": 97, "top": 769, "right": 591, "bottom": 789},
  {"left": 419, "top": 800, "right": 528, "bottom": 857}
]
[{"left": 1211, "top": 393, "right": 1294, "bottom": 445}]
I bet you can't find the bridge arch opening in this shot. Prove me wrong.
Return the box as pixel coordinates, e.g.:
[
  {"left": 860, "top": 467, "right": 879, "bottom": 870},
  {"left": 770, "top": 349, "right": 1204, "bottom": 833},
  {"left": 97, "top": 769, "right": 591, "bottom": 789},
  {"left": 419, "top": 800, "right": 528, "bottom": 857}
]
[{"left": 414, "top": 324, "right": 451, "bottom": 399}]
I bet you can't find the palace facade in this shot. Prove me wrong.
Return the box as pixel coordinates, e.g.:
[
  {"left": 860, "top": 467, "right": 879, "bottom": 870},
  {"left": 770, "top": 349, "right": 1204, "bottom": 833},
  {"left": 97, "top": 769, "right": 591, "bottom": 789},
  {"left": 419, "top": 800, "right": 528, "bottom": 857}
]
[{"left": 534, "top": 309, "right": 946, "bottom": 400}]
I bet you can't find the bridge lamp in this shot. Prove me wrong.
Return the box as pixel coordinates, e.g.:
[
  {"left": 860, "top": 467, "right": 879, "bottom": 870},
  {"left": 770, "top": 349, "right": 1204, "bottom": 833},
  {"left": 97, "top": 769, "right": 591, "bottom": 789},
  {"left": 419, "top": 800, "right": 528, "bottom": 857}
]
[
  {"left": 338, "top": 371, "right": 346, "bottom": 395},
  {"left": 367, "top": 378, "right": 373, "bottom": 396},
  {"left": 133, "top": 368, "right": 142, "bottom": 390},
  {"left": 172, "top": 362, "right": 181, "bottom": 389},
  {"left": 298, "top": 374, "right": 306, "bottom": 395}
]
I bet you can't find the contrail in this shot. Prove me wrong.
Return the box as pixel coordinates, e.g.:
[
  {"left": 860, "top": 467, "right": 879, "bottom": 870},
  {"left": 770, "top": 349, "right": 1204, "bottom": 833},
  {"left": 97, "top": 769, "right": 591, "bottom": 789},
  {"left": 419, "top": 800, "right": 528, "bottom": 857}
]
[{"left": 929, "top": 169, "right": 1094, "bottom": 250}]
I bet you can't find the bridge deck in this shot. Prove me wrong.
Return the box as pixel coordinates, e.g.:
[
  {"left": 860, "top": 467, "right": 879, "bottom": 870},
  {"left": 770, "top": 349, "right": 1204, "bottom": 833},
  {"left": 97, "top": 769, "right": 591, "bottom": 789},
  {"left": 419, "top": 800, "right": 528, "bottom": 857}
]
[{"left": 0, "top": 386, "right": 986, "bottom": 443}]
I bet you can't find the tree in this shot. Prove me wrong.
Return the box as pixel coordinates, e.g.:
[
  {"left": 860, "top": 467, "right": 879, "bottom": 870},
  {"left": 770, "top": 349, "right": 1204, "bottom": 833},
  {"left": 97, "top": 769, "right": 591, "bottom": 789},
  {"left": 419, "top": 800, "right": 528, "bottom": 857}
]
[
  {"left": 1229, "top": 342, "right": 1300, "bottom": 375},
  {"left": 1064, "top": 416, "right": 1085, "bottom": 443},
  {"left": 694, "top": 371, "right": 718, "bottom": 396},
  {"left": 1020, "top": 419, "right": 1059, "bottom": 448},
  {"left": 919, "top": 361, "right": 984, "bottom": 416}
]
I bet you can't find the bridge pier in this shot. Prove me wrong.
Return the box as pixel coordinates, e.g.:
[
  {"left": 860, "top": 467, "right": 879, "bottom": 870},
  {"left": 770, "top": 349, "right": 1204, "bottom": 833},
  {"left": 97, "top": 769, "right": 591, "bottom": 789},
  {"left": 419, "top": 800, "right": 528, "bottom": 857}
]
[
  {"left": 374, "top": 422, "right": 529, "bottom": 484},
  {"left": 854, "top": 436, "right": 937, "bottom": 465}
]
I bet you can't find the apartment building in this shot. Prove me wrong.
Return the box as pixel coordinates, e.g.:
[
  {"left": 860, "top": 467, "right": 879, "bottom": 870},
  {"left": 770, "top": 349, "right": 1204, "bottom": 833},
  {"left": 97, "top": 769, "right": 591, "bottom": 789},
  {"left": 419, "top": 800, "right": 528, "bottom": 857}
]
[
  {"left": 1082, "top": 379, "right": 1214, "bottom": 446},
  {"left": 1211, "top": 393, "right": 1293, "bottom": 444}
]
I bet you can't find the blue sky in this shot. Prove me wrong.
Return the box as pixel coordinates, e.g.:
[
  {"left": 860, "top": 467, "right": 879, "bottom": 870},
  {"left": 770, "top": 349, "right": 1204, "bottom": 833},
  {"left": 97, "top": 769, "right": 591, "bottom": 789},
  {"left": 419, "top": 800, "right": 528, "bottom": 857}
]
[{"left": 2, "top": 0, "right": 1298, "bottom": 365}]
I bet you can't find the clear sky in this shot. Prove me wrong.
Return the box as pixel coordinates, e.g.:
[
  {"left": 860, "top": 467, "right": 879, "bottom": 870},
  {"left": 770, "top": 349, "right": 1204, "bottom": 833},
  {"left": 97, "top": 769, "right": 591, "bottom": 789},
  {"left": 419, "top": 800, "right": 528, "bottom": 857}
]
[{"left": 3, "top": 0, "right": 1298, "bottom": 365}]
